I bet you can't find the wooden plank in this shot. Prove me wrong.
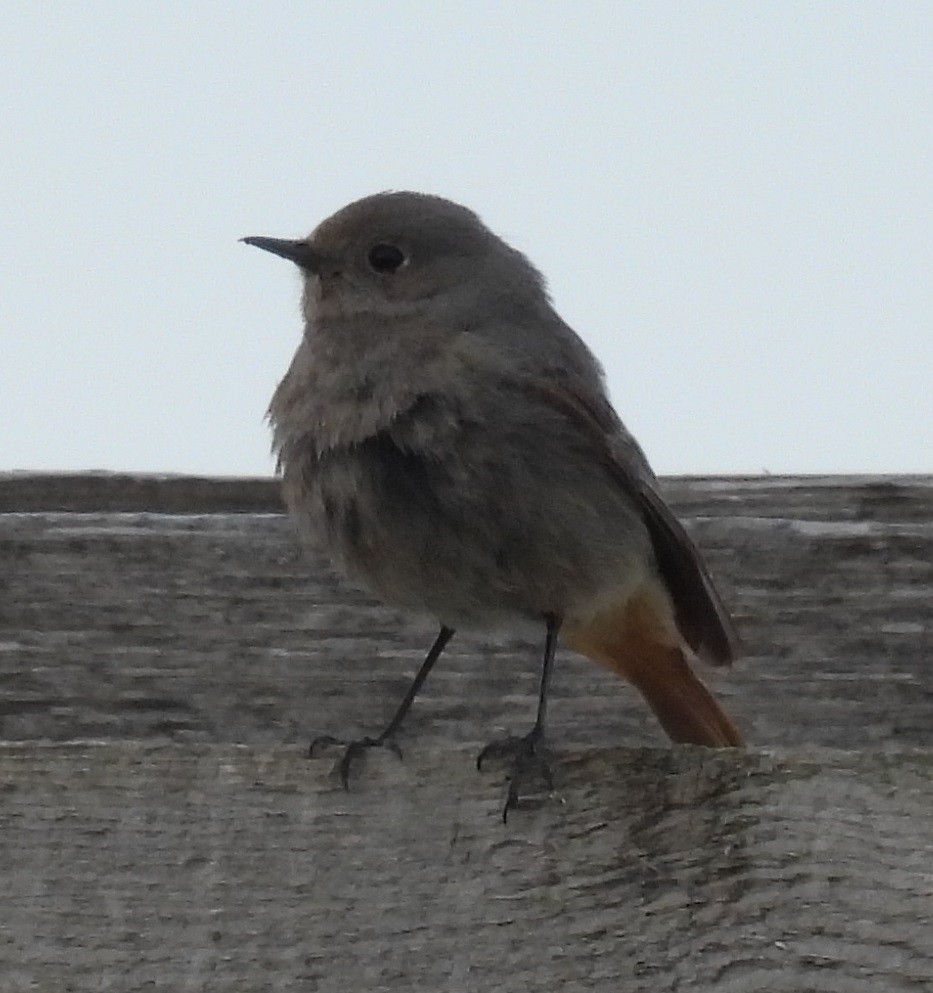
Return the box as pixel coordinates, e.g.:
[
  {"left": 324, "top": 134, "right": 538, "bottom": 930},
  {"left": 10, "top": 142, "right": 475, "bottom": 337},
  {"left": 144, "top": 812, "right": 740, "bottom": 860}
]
[
  {"left": 1, "top": 742, "right": 930, "bottom": 992},
  {"left": 1, "top": 474, "right": 930, "bottom": 750},
  {"left": 0, "top": 471, "right": 285, "bottom": 514},
  {"left": 2, "top": 470, "right": 931, "bottom": 517},
  {"left": 1, "top": 474, "right": 931, "bottom": 989}
]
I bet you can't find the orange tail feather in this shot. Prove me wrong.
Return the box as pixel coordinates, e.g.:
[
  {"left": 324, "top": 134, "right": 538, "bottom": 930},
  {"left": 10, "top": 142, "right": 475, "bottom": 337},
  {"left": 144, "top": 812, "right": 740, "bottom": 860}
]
[{"left": 565, "top": 589, "right": 743, "bottom": 748}]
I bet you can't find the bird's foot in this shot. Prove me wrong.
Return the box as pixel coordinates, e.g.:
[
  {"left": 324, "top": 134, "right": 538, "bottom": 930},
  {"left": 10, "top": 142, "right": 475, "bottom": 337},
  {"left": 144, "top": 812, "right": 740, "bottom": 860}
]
[
  {"left": 477, "top": 727, "right": 553, "bottom": 822},
  {"left": 309, "top": 733, "right": 402, "bottom": 789}
]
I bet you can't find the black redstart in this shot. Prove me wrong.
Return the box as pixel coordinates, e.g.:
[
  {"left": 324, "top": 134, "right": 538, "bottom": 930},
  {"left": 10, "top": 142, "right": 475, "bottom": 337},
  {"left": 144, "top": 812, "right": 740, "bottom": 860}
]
[{"left": 244, "top": 192, "right": 742, "bottom": 815}]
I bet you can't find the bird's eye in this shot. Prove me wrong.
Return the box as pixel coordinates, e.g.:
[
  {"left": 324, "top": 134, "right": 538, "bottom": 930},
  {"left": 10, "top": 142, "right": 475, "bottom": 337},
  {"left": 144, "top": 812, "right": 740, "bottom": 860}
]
[{"left": 367, "top": 243, "right": 407, "bottom": 274}]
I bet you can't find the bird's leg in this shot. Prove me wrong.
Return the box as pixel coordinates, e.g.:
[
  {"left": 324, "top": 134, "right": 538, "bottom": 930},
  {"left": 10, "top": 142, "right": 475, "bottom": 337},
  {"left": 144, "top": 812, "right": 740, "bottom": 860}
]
[
  {"left": 477, "top": 613, "right": 561, "bottom": 820},
  {"left": 310, "top": 625, "right": 455, "bottom": 788}
]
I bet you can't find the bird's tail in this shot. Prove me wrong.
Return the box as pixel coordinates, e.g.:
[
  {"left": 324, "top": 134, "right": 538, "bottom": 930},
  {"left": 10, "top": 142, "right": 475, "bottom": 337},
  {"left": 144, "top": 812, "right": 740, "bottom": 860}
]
[{"left": 564, "top": 586, "right": 743, "bottom": 747}]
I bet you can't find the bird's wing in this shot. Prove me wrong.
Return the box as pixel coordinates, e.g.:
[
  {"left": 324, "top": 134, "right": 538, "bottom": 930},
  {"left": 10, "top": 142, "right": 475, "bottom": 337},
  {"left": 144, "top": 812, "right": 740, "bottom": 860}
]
[{"left": 519, "top": 380, "right": 738, "bottom": 666}]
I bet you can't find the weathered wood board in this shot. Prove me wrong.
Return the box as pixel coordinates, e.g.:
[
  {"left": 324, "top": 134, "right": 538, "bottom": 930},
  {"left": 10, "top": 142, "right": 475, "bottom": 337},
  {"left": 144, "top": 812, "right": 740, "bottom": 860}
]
[
  {"left": 1, "top": 473, "right": 930, "bottom": 749},
  {"left": 1, "top": 743, "right": 931, "bottom": 992},
  {"left": 0, "top": 473, "right": 931, "bottom": 990}
]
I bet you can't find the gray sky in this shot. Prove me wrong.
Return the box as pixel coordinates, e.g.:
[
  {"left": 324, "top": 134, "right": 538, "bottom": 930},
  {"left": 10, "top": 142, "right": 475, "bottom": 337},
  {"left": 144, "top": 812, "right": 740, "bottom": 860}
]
[{"left": 3, "top": 2, "right": 931, "bottom": 476}]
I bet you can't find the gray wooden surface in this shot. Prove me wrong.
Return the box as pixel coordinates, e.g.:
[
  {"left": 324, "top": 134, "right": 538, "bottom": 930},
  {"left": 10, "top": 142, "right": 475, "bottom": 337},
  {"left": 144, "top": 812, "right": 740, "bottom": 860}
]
[{"left": 1, "top": 473, "right": 931, "bottom": 991}]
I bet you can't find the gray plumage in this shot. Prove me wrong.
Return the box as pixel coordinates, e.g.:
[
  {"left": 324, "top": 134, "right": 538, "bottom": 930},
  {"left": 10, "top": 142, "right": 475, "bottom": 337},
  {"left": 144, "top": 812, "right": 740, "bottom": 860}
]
[{"left": 245, "top": 192, "right": 741, "bottom": 755}]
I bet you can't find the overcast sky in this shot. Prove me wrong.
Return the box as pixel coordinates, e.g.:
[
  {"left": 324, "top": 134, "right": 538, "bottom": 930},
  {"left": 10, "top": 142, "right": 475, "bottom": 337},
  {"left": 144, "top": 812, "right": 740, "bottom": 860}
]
[{"left": 2, "top": 3, "right": 930, "bottom": 477}]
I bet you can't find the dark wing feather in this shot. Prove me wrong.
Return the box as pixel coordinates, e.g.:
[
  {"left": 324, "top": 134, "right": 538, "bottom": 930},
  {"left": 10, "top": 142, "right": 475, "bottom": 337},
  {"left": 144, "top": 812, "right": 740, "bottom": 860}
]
[
  {"left": 634, "top": 483, "right": 738, "bottom": 665},
  {"left": 520, "top": 380, "right": 738, "bottom": 666}
]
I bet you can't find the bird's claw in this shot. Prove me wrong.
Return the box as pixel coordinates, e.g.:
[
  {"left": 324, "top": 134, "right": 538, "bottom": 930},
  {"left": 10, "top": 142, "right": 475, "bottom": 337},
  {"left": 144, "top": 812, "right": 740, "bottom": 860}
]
[
  {"left": 309, "top": 733, "right": 402, "bottom": 788},
  {"left": 477, "top": 729, "right": 553, "bottom": 822}
]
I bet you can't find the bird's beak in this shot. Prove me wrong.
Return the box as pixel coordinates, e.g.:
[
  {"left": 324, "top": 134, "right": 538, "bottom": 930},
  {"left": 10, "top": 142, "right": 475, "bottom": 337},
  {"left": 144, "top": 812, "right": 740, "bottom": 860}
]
[{"left": 240, "top": 236, "right": 321, "bottom": 272}]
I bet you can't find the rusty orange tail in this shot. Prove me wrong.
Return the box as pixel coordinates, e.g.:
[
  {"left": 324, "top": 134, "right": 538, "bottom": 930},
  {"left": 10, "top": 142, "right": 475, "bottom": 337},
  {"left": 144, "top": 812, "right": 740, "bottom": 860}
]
[{"left": 564, "top": 587, "right": 743, "bottom": 748}]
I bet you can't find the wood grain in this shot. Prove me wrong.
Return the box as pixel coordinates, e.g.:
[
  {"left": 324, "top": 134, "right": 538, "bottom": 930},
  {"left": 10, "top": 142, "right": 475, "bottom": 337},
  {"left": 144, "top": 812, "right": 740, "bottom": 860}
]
[
  {"left": 1, "top": 473, "right": 931, "bottom": 990},
  {"left": 1, "top": 473, "right": 930, "bottom": 749},
  {"left": 1, "top": 742, "right": 930, "bottom": 992}
]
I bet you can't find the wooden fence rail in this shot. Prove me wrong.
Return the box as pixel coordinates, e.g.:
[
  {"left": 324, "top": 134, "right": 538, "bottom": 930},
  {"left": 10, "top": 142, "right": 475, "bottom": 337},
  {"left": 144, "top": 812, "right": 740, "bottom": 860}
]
[{"left": 1, "top": 473, "right": 931, "bottom": 991}]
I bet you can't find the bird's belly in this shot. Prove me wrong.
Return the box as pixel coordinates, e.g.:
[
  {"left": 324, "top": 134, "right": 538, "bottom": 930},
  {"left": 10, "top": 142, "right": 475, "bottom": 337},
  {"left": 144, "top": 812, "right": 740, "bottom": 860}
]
[{"left": 280, "top": 435, "right": 653, "bottom": 630}]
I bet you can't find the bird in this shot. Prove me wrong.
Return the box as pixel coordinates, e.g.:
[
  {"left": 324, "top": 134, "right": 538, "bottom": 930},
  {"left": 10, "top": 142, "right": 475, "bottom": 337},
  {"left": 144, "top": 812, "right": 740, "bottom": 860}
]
[{"left": 243, "top": 191, "right": 742, "bottom": 817}]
